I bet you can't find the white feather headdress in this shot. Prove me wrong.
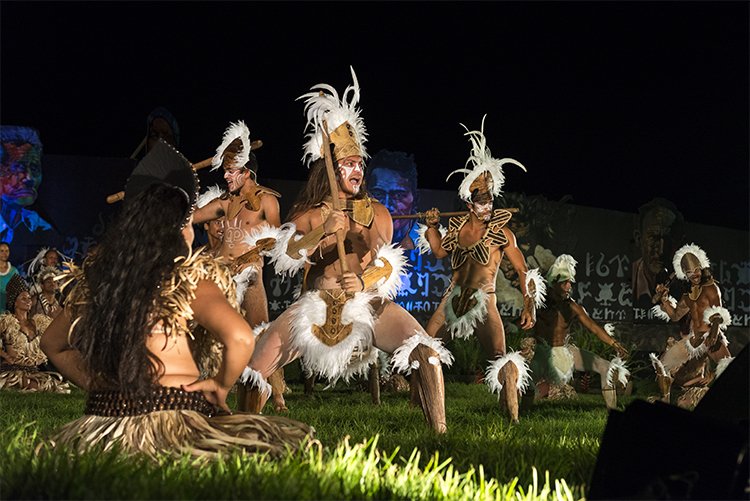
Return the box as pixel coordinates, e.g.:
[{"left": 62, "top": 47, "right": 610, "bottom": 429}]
[
  {"left": 672, "top": 243, "right": 710, "bottom": 280},
  {"left": 297, "top": 66, "right": 368, "bottom": 166},
  {"left": 211, "top": 120, "right": 251, "bottom": 171},
  {"left": 546, "top": 254, "right": 578, "bottom": 283},
  {"left": 446, "top": 115, "right": 526, "bottom": 203}
]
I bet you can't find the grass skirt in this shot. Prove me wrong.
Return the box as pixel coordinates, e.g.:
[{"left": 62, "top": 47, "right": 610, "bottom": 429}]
[
  {"left": 0, "top": 364, "right": 70, "bottom": 393},
  {"left": 49, "top": 410, "right": 314, "bottom": 460}
]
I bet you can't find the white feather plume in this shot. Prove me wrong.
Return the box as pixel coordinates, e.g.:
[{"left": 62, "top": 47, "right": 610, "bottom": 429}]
[
  {"left": 368, "top": 243, "right": 409, "bottom": 300},
  {"left": 391, "top": 331, "right": 454, "bottom": 376},
  {"left": 702, "top": 305, "right": 731, "bottom": 331},
  {"left": 239, "top": 367, "right": 272, "bottom": 398},
  {"left": 297, "top": 66, "right": 368, "bottom": 166},
  {"left": 684, "top": 335, "right": 708, "bottom": 360},
  {"left": 603, "top": 323, "right": 616, "bottom": 337},
  {"left": 524, "top": 268, "right": 547, "bottom": 308},
  {"left": 606, "top": 357, "right": 630, "bottom": 388},
  {"left": 446, "top": 115, "right": 526, "bottom": 202},
  {"left": 649, "top": 353, "right": 668, "bottom": 377},
  {"left": 485, "top": 351, "right": 532, "bottom": 396},
  {"left": 242, "top": 223, "right": 282, "bottom": 249},
  {"left": 546, "top": 254, "right": 578, "bottom": 283},
  {"left": 211, "top": 120, "right": 251, "bottom": 171},
  {"left": 650, "top": 304, "right": 671, "bottom": 322},
  {"left": 262, "top": 223, "right": 311, "bottom": 277},
  {"left": 414, "top": 223, "right": 446, "bottom": 255},
  {"left": 233, "top": 265, "right": 259, "bottom": 304},
  {"left": 196, "top": 185, "right": 225, "bottom": 208},
  {"left": 672, "top": 243, "right": 711, "bottom": 280}
]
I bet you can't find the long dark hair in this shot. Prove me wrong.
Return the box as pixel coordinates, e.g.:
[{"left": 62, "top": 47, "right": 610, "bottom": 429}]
[
  {"left": 72, "top": 183, "right": 190, "bottom": 395},
  {"left": 286, "top": 157, "right": 368, "bottom": 222}
]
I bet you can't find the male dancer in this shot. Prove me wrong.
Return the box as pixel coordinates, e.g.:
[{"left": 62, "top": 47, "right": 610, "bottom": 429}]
[
  {"left": 650, "top": 243, "right": 733, "bottom": 408},
  {"left": 241, "top": 67, "right": 453, "bottom": 433},
  {"left": 192, "top": 121, "right": 288, "bottom": 412},
  {"left": 416, "top": 116, "right": 545, "bottom": 422},
  {"left": 527, "top": 254, "right": 629, "bottom": 409}
]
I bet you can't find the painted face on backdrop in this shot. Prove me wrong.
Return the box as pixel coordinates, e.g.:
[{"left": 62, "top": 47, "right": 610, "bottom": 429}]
[
  {"left": 369, "top": 168, "right": 416, "bottom": 237},
  {"left": 637, "top": 207, "right": 677, "bottom": 276},
  {"left": 337, "top": 155, "right": 364, "bottom": 196},
  {"left": 0, "top": 137, "right": 43, "bottom": 207}
]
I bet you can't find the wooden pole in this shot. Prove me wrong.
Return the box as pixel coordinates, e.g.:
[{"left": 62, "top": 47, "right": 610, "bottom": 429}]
[
  {"left": 321, "top": 119, "right": 349, "bottom": 273},
  {"left": 391, "top": 208, "right": 518, "bottom": 220},
  {"left": 106, "top": 140, "right": 264, "bottom": 204}
]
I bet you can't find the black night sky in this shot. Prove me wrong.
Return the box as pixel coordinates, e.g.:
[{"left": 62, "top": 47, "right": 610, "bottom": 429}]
[{"left": 1, "top": 1, "right": 748, "bottom": 231}]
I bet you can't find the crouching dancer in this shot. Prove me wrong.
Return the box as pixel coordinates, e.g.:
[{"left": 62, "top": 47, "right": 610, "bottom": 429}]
[
  {"left": 527, "top": 254, "right": 630, "bottom": 409},
  {"left": 649, "top": 243, "right": 734, "bottom": 408},
  {"left": 40, "top": 141, "right": 312, "bottom": 460},
  {"left": 240, "top": 68, "right": 453, "bottom": 433},
  {"left": 416, "top": 116, "right": 544, "bottom": 422}
]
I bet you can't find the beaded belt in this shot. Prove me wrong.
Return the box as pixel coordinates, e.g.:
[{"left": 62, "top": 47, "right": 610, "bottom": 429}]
[
  {"left": 0, "top": 363, "right": 38, "bottom": 373},
  {"left": 85, "top": 386, "right": 216, "bottom": 417}
]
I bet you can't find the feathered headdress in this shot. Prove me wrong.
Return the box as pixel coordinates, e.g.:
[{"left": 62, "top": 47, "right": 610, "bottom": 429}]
[
  {"left": 546, "top": 254, "right": 578, "bottom": 283},
  {"left": 446, "top": 115, "right": 526, "bottom": 203},
  {"left": 211, "top": 120, "right": 251, "bottom": 171},
  {"left": 297, "top": 66, "right": 368, "bottom": 166},
  {"left": 672, "top": 243, "right": 710, "bottom": 281}
]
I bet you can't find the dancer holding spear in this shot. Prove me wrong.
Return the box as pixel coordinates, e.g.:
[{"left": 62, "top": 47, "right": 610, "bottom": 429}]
[{"left": 239, "top": 67, "right": 453, "bottom": 433}]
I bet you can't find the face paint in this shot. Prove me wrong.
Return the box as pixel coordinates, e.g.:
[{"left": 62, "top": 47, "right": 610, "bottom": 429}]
[
  {"left": 470, "top": 201, "right": 493, "bottom": 221},
  {"left": 337, "top": 156, "right": 364, "bottom": 195},
  {"left": 680, "top": 253, "right": 703, "bottom": 284}
]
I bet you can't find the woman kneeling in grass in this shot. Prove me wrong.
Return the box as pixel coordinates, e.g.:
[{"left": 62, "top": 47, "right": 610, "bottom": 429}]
[{"left": 40, "top": 141, "right": 313, "bottom": 460}]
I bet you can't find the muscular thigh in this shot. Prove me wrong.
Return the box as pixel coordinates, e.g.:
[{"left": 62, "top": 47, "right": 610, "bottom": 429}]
[
  {"left": 426, "top": 294, "right": 449, "bottom": 340},
  {"left": 248, "top": 307, "right": 299, "bottom": 377},
  {"left": 372, "top": 300, "right": 426, "bottom": 354},
  {"left": 475, "top": 299, "right": 505, "bottom": 358},
  {"left": 243, "top": 270, "right": 269, "bottom": 326}
]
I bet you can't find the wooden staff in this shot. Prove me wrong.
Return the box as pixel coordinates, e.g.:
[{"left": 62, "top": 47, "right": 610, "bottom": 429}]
[
  {"left": 321, "top": 119, "right": 349, "bottom": 273},
  {"left": 391, "top": 208, "right": 518, "bottom": 219},
  {"left": 106, "top": 140, "right": 264, "bottom": 204},
  {"left": 129, "top": 136, "right": 147, "bottom": 160}
]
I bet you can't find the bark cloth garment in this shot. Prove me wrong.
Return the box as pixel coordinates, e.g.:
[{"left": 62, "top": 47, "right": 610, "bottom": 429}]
[
  {"left": 45, "top": 248, "right": 313, "bottom": 460},
  {"left": 0, "top": 312, "right": 70, "bottom": 393}
]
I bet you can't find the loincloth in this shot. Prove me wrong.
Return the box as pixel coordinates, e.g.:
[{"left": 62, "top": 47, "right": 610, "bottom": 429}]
[
  {"left": 288, "top": 289, "right": 379, "bottom": 383},
  {"left": 443, "top": 284, "right": 490, "bottom": 340},
  {"left": 529, "top": 342, "right": 575, "bottom": 385}
]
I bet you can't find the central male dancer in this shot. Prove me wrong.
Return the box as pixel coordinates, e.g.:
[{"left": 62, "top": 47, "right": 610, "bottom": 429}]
[
  {"left": 241, "top": 67, "right": 453, "bottom": 433},
  {"left": 416, "top": 116, "right": 545, "bottom": 422}
]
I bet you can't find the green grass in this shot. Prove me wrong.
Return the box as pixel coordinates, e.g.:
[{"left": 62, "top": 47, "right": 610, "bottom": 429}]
[{"left": 0, "top": 383, "right": 625, "bottom": 499}]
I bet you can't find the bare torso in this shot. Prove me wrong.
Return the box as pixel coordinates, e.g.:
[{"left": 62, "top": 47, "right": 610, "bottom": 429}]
[
  {"left": 683, "top": 282, "right": 720, "bottom": 335},
  {"left": 298, "top": 200, "right": 391, "bottom": 290},
  {"left": 451, "top": 219, "right": 507, "bottom": 290}
]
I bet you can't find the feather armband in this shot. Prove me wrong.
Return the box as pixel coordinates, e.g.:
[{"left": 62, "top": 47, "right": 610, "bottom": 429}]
[
  {"left": 243, "top": 223, "right": 311, "bottom": 278},
  {"left": 414, "top": 223, "right": 446, "bottom": 256},
  {"left": 361, "top": 244, "right": 408, "bottom": 300},
  {"left": 524, "top": 268, "right": 547, "bottom": 309},
  {"left": 703, "top": 305, "right": 731, "bottom": 331}
]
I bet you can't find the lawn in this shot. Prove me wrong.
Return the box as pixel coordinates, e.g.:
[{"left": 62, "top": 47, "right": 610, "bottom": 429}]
[{"left": 0, "top": 377, "right": 629, "bottom": 500}]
